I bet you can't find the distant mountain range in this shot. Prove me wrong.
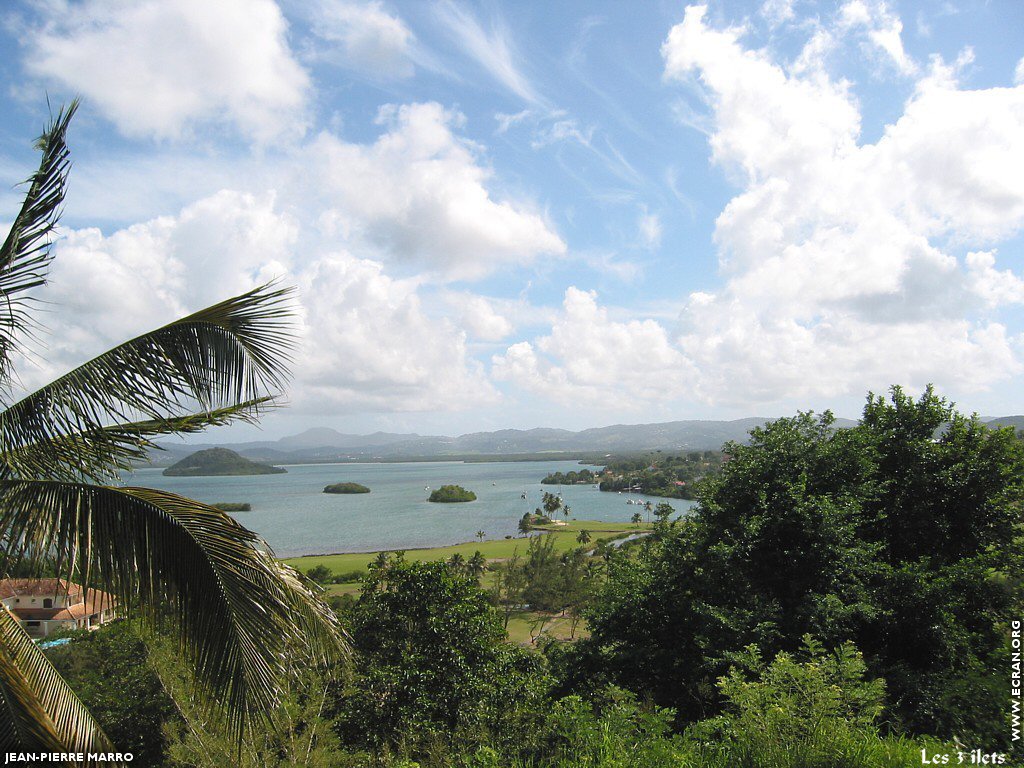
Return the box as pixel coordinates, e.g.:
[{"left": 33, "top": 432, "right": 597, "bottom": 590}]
[{"left": 141, "top": 414, "right": 1022, "bottom": 468}]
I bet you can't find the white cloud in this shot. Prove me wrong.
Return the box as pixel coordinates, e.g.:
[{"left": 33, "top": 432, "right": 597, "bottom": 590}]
[
  {"left": 1015, "top": 57, "right": 1024, "bottom": 86},
  {"left": 432, "top": 0, "right": 546, "bottom": 106},
  {"left": 838, "top": 0, "right": 917, "bottom": 76},
  {"left": 760, "top": 0, "right": 795, "bottom": 28},
  {"left": 530, "top": 118, "right": 594, "bottom": 149},
  {"left": 312, "top": 0, "right": 415, "bottom": 79},
  {"left": 296, "top": 255, "right": 499, "bottom": 412},
  {"left": 447, "top": 294, "right": 514, "bottom": 342},
  {"left": 492, "top": 288, "right": 695, "bottom": 407},
  {"left": 17, "top": 189, "right": 499, "bottom": 414},
  {"left": 659, "top": 4, "right": 1024, "bottom": 404},
  {"left": 306, "top": 102, "right": 565, "bottom": 280},
  {"left": 19, "top": 190, "right": 295, "bottom": 391},
  {"left": 25, "top": 0, "right": 309, "bottom": 143},
  {"left": 638, "top": 210, "right": 662, "bottom": 249}
]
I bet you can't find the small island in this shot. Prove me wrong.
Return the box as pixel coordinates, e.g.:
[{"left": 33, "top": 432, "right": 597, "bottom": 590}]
[
  {"left": 324, "top": 482, "right": 371, "bottom": 494},
  {"left": 162, "top": 447, "right": 287, "bottom": 477},
  {"left": 212, "top": 502, "right": 251, "bottom": 512},
  {"left": 428, "top": 484, "right": 476, "bottom": 503}
]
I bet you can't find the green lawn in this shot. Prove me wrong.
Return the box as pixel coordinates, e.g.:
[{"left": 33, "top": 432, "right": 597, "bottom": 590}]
[
  {"left": 284, "top": 519, "right": 651, "bottom": 575},
  {"left": 504, "top": 611, "right": 588, "bottom": 645}
]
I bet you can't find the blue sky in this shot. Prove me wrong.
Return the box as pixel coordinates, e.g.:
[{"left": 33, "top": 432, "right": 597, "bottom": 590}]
[{"left": 1, "top": 0, "right": 1023, "bottom": 440}]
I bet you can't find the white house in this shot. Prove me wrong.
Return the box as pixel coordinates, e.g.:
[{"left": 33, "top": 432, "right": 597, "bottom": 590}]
[{"left": 0, "top": 578, "right": 115, "bottom": 639}]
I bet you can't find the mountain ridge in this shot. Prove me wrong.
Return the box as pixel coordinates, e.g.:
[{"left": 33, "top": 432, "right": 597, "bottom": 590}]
[{"left": 140, "top": 415, "right": 1022, "bottom": 468}]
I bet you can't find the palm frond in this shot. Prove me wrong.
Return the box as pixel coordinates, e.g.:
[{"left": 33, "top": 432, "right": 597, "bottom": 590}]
[
  {"left": 0, "top": 481, "right": 346, "bottom": 739},
  {"left": 0, "top": 100, "right": 77, "bottom": 381},
  {"left": 0, "top": 283, "right": 294, "bottom": 452},
  {"left": 0, "top": 603, "right": 114, "bottom": 752},
  {"left": 0, "top": 397, "right": 276, "bottom": 483}
]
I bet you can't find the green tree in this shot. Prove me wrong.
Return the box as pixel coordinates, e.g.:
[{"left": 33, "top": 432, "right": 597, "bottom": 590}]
[
  {"left": 522, "top": 535, "right": 563, "bottom": 612},
  {"left": 335, "top": 560, "right": 549, "bottom": 759},
  {"left": 467, "top": 551, "right": 487, "bottom": 582},
  {"left": 518, "top": 515, "right": 533, "bottom": 537},
  {"left": 44, "top": 623, "right": 180, "bottom": 765},
  {"left": 581, "top": 387, "right": 1024, "bottom": 745},
  {"left": 0, "top": 104, "right": 342, "bottom": 750},
  {"left": 688, "top": 638, "right": 927, "bottom": 768},
  {"left": 492, "top": 552, "right": 527, "bottom": 630},
  {"left": 630, "top": 512, "right": 642, "bottom": 526},
  {"left": 576, "top": 529, "right": 592, "bottom": 545},
  {"left": 542, "top": 491, "right": 563, "bottom": 516},
  {"left": 306, "top": 565, "right": 333, "bottom": 584}
]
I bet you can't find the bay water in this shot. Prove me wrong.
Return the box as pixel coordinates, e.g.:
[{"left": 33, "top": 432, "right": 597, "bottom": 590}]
[{"left": 122, "top": 461, "right": 697, "bottom": 557}]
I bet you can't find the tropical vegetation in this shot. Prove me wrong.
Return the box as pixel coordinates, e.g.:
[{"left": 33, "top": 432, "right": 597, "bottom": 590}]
[
  {"left": 428, "top": 484, "right": 477, "bottom": 502},
  {"left": 324, "top": 482, "right": 371, "bottom": 494},
  {"left": 0, "top": 104, "right": 342, "bottom": 751}
]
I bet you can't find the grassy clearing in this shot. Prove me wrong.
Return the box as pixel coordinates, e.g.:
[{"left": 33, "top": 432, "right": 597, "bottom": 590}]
[
  {"left": 284, "top": 519, "right": 651, "bottom": 575},
  {"left": 505, "top": 611, "right": 589, "bottom": 645}
]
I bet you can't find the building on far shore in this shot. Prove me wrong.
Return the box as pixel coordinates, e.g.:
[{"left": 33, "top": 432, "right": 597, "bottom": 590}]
[{"left": 0, "top": 578, "right": 116, "bottom": 639}]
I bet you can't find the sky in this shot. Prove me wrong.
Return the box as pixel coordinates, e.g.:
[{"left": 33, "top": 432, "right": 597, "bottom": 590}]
[{"left": 0, "top": 0, "right": 1023, "bottom": 441}]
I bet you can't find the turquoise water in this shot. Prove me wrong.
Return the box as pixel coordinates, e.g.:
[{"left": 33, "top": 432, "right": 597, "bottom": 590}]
[{"left": 122, "top": 461, "right": 696, "bottom": 557}]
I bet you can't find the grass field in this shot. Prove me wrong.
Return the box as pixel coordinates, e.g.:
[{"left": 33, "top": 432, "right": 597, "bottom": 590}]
[
  {"left": 284, "top": 519, "right": 650, "bottom": 574},
  {"left": 290, "top": 520, "right": 650, "bottom": 646}
]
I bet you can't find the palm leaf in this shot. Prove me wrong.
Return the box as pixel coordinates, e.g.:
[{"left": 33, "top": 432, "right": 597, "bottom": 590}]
[
  {"left": 0, "top": 100, "right": 78, "bottom": 384},
  {"left": 0, "top": 603, "right": 114, "bottom": 752},
  {"left": 0, "top": 397, "right": 276, "bottom": 483},
  {"left": 0, "top": 481, "right": 345, "bottom": 739},
  {"left": 0, "top": 283, "right": 294, "bottom": 454}
]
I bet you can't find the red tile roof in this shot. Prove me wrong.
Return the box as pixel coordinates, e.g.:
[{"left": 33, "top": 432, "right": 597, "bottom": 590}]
[
  {"left": 1, "top": 579, "right": 114, "bottom": 622},
  {"left": 0, "top": 578, "right": 83, "bottom": 600}
]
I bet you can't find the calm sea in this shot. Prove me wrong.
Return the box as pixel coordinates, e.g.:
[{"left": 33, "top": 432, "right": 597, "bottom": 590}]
[{"left": 122, "top": 461, "right": 697, "bottom": 557}]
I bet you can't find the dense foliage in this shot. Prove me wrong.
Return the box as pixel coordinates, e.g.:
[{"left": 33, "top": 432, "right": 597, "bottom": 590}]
[
  {"left": 575, "top": 387, "right": 1023, "bottom": 750},
  {"left": 333, "top": 557, "right": 550, "bottom": 761},
  {"left": 429, "top": 484, "right": 478, "bottom": 502},
  {"left": 324, "top": 482, "right": 371, "bottom": 494},
  {"left": 211, "top": 501, "right": 251, "bottom": 511},
  {"left": 597, "top": 450, "right": 723, "bottom": 499},
  {"left": 162, "top": 446, "right": 287, "bottom": 476},
  {"left": 541, "top": 468, "right": 597, "bottom": 485}
]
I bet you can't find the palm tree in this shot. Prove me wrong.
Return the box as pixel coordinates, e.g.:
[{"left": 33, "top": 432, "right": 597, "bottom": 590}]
[
  {"left": 631, "top": 512, "right": 643, "bottom": 526},
  {"left": 576, "top": 529, "right": 591, "bottom": 545},
  {"left": 0, "top": 104, "right": 343, "bottom": 751},
  {"left": 466, "top": 551, "right": 486, "bottom": 582},
  {"left": 476, "top": 529, "right": 485, "bottom": 542},
  {"left": 447, "top": 553, "right": 466, "bottom": 574}
]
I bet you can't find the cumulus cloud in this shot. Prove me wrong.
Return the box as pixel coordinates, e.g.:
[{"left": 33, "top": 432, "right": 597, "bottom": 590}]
[
  {"left": 297, "top": 256, "right": 499, "bottom": 412},
  {"left": 306, "top": 102, "right": 566, "bottom": 280},
  {"left": 312, "top": 0, "right": 415, "bottom": 79},
  {"left": 447, "top": 294, "right": 514, "bottom": 342},
  {"left": 838, "top": 0, "right": 917, "bottom": 76},
  {"left": 492, "top": 288, "right": 696, "bottom": 407},
  {"left": 17, "top": 189, "right": 498, "bottom": 414},
  {"left": 19, "top": 191, "right": 295, "bottom": 391},
  {"left": 24, "top": 0, "right": 309, "bottom": 143},
  {"left": 660, "top": 4, "right": 1024, "bottom": 403}
]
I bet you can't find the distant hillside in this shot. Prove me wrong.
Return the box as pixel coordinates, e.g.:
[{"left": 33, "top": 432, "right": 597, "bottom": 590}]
[
  {"left": 984, "top": 415, "right": 1024, "bottom": 431},
  {"left": 142, "top": 413, "right": 1018, "bottom": 467},
  {"left": 162, "top": 448, "right": 287, "bottom": 477}
]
